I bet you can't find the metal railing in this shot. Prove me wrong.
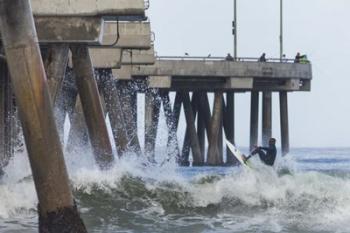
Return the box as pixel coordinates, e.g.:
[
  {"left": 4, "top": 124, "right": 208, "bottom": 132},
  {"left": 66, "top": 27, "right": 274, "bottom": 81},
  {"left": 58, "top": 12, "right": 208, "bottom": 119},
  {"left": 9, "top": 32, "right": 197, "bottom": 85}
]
[{"left": 156, "top": 56, "right": 301, "bottom": 64}]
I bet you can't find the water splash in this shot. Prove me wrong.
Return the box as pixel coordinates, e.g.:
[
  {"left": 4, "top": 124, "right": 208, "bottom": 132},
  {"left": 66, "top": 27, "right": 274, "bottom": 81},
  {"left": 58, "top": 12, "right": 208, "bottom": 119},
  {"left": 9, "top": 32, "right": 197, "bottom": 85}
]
[{"left": 1, "top": 148, "right": 350, "bottom": 233}]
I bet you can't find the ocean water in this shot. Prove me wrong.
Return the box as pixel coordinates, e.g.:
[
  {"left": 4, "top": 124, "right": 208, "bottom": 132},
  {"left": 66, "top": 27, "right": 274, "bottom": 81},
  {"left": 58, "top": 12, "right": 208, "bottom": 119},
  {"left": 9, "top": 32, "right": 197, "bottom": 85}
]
[{"left": 1, "top": 148, "right": 350, "bottom": 233}]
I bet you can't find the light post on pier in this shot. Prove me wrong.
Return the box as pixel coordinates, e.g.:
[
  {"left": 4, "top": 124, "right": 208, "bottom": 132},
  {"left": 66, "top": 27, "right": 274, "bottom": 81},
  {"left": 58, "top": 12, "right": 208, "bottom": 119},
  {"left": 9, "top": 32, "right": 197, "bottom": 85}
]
[
  {"left": 233, "top": 0, "right": 237, "bottom": 60},
  {"left": 280, "top": 0, "right": 283, "bottom": 60}
]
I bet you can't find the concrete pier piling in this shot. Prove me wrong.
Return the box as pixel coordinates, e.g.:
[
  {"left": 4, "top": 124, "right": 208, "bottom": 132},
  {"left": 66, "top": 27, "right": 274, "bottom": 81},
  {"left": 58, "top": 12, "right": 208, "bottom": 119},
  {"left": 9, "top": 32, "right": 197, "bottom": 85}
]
[
  {"left": 262, "top": 92, "right": 272, "bottom": 146},
  {"left": 224, "top": 92, "right": 236, "bottom": 165},
  {"left": 197, "top": 94, "right": 206, "bottom": 157},
  {"left": 101, "top": 74, "right": 130, "bottom": 156},
  {"left": 66, "top": 96, "right": 90, "bottom": 153},
  {"left": 0, "top": 0, "right": 87, "bottom": 231},
  {"left": 71, "top": 45, "right": 114, "bottom": 169},
  {"left": 250, "top": 91, "right": 259, "bottom": 151},
  {"left": 207, "top": 92, "right": 224, "bottom": 166},
  {"left": 0, "top": 60, "right": 15, "bottom": 171},
  {"left": 117, "top": 81, "right": 142, "bottom": 155},
  {"left": 161, "top": 90, "right": 181, "bottom": 159},
  {"left": 144, "top": 88, "right": 161, "bottom": 161},
  {"left": 279, "top": 91, "right": 290, "bottom": 155},
  {"left": 43, "top": 44, "right": 69, "bottom": 104},
  {"left": 182, "top": 92, "right": 203, "bottom": 166}
]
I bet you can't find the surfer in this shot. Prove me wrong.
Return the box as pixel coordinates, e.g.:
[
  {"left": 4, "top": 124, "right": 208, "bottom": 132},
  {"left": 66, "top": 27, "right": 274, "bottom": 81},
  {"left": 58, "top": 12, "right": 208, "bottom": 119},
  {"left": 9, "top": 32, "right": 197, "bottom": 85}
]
[{"left": 243, "top": 138, "right": 277, "bottom": 166}]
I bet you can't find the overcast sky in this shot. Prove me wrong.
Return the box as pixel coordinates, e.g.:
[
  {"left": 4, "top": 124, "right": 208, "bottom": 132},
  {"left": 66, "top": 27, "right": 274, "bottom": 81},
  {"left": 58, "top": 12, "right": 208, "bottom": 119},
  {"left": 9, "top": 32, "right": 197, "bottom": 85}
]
[{"left": 147, "top": 0, "right": 350, "bottom": 148}]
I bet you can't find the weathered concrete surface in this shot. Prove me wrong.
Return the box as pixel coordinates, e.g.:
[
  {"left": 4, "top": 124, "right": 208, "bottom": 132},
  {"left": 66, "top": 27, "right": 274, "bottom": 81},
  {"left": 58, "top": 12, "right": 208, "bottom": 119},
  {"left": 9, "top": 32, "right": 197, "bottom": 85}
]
[
  {"left": 35, "top": 17, "right": 103, "bottom": 44},
  {"left": 130, "top": 60, "right": 312, "bottom": 79},
  {"left": 121, "top": 46, "right": 155, "bottom": 65},
  {"left": 0, "top": 0, "right": 87, "bottom": 231},
  {"left": 121, "top": 60, "right": 312, "bottom": 91},
  {"left": 101, "top": 21, "right": 151, "bottom": 49},
  {"left": 31, "top": 0, "right": 145, "bottom": 17},
  {"left": 68, "top": 48, "right": 123, "bottom": 69},
  {"left": 90, "top": 48, "right": 122, "bottom": 68}
]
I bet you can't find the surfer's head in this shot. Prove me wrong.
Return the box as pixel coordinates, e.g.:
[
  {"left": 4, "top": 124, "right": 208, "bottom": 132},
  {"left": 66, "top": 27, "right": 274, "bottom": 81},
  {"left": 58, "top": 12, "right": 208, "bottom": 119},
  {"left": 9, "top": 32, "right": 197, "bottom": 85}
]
[{"left": 269, "top": 138, "right": 276, "bottom": 145}]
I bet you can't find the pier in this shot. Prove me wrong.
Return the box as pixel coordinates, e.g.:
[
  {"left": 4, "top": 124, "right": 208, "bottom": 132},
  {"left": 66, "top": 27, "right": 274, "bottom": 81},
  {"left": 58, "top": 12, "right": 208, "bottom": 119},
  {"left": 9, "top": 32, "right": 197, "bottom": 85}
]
[{"left": 0, "top": 0, "right": 312, "bottom": 232}]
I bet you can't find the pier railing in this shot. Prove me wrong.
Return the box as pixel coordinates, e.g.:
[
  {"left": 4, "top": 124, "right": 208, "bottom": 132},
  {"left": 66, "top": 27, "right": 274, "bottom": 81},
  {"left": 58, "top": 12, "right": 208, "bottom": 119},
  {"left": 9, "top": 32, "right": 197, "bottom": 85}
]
[{"left": 156, "top": 56, "right": 302, "bottom": 64}]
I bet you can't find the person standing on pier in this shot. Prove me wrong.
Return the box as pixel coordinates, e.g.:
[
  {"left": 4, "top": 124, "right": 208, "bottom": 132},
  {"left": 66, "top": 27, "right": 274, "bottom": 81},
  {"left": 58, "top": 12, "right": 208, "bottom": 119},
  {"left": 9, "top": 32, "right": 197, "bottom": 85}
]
[
  {"left": 225, "top": 53, "right": 234, "bottom": 61},
  {"left": 259, "top": 53, "right": 267, "bottom": 62},
  {"left": 243, "top": 138, "right": 277, "bottom": 166}
]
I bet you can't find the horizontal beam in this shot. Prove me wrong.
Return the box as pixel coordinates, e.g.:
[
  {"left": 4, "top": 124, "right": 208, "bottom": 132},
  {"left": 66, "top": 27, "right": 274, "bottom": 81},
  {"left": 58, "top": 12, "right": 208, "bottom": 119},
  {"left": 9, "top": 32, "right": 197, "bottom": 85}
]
[
  {"left": 130, "top": 60, "right": 312, "bottom": 80},
  {"left": 35, "top": 17, "right": 103, "bottom": 44},
  {"left": 68, "top": 48, "right": 122, "bottom": 69},
  {"left": 31, "top": 0, "right": 145, "bottom": 17},
  {"left": 101, "top": 21, "right": 151, "bottom": 49},
  {"left": 121, "top": 46, "right": 155, "bottom": 65}
]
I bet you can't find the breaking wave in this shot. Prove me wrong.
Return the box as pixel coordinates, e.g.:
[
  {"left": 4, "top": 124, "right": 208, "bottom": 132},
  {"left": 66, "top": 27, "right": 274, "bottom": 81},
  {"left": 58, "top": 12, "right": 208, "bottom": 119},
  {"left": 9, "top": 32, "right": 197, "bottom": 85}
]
[{"left": 1, "top": 149, "right": 350, "bottom": 233}]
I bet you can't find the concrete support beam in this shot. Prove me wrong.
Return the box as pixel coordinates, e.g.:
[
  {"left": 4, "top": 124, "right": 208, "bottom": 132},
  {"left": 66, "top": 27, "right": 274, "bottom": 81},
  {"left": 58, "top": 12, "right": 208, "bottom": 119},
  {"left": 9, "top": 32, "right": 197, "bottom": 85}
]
[
  {"left": 197, "top": 94, "right": 206, "bottom": 157},
  {"left": 262, "top": 92, "right": 272, "bottom": 146},
  {"left": 161, "top": 91, "right": 180, "bottom": 160},
  {"left": 112, "top": 65, "right": 132, "bottom": 80},
  {"left": 102, "top": 21, "right": 151, "bottom": 49},
  {"left": 66, "top": 96, "right": 90, "bottom": 153},
  {"left": 35, "top": 17, "right": 104, "bottom": 44},
  {"left": 148, "top": 76, "right": 172, "bottom": 88},
  {"left": 130, "top": 60, "right": 313, "bottom": 80},
  {"left": 121, "top": 46, "right": 156, "bottom": 65},
  {"left": 207, "top": 92, "right": 224, "bottom": 166},
  {"left": 71, "top": 45, "right": 114, "bottom": 169},
  {"left": 181, "top": 92, "right": 203, "bottom": 166},
  {"left": 279, "top": 91, "right": 290, "bottom": 156},
  {"left": 43, "top": 44, "right": 69, "bottom": 104},
  {"left": 100, "top": 74, "right": 129, "bottom": 156},
  {"left": 55, "top": 69, "right": 78, "bottom": 141},
  {"left": 144, "top": 89, "right": 161, "bottom": 161},
  {"left": 250, "top": 91, "right": 259, "bottom": 151},
  {"left": 0, "top": 0, "right": 86, "bottom": 231},
  {"left": 31, "top": 0, "right": 145, "bottom": 17},
  {"left": 224, "top": 92, "right": 236, "bottom": 165},
  {"left": 117, "top": 81, "right": 142, "bottom": 155},
  {"left": 0, "top": 61, "right": 14, "bottom": 172},
  {"left": 89, "top": 48, "right": 122, "bottom": 68}
]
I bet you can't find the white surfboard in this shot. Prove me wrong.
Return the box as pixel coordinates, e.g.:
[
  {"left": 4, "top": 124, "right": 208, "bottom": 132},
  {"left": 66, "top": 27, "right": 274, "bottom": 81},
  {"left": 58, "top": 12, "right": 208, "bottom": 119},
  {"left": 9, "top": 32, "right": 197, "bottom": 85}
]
[{"left": 225, "top": 139, "right": 251, "bottom": 169}]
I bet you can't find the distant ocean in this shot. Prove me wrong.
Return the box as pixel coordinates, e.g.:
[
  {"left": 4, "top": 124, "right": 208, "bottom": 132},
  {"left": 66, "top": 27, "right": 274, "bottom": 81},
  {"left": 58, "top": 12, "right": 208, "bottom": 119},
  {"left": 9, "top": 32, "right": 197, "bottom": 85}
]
[{"left": 1, "top": 148, "right": 350, "bottom": 233}]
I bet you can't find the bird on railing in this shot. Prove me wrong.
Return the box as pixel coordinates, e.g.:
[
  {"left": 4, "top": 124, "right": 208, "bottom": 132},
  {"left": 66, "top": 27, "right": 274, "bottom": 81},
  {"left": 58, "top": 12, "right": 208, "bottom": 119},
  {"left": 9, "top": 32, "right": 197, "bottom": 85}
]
[
  {"left": 207, "top": 54, "right": 211, "bottom": 58},
  {"left": 185, "top": 52, "right": 189, "bottom": 56}
]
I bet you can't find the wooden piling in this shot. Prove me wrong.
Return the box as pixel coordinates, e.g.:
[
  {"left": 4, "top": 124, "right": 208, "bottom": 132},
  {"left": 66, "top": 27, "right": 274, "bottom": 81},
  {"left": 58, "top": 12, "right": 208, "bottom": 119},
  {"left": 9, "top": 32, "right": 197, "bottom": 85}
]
[
  {"left": 279, "top": 91, "right": 290, "bottom": 155},
  {"left": 71, "top": 45, "right": 114, "bottom": 169},
  {"left": 207, "top": 92, "right": 224, "bottom": 166},
  {"left": 250, "top": 91, "right": 259, "bottom": 151},
  {"left": 0, "top": 0, "right": 87, "bottom": 231},
  {"left": 262, "top": 92, "right": 272, "bottom": 146},
  {"left": 144, "top": 88, "right": 161, "bottom": 161}
]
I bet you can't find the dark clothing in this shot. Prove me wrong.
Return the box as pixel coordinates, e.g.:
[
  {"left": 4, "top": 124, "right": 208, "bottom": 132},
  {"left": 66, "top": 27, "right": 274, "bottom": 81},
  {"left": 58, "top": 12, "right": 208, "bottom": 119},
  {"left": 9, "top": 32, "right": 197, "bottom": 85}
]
[
  {"left": 225, "top": 54, "right": 234, "bottom": 61},
  {"left": 294, "top": 54, "right": 305, "bottom": 63},
  {"left": 252, "top": 145, "right": 277, "bottom": 166},
  {"left": 259, "top": 55, "right": 266, "bottom": 62}
]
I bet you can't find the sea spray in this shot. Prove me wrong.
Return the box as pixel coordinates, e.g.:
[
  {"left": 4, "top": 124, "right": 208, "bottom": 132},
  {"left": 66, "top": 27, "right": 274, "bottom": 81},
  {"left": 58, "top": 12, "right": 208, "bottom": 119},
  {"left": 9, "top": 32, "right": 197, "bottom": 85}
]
[{"left": 1, "top": 148, "right": 350, "bottom": 232}]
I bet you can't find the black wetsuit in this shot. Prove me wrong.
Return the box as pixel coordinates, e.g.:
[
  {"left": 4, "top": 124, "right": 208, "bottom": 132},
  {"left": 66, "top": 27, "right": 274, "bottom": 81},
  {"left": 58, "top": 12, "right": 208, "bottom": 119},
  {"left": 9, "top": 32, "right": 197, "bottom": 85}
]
[{"left": 252, "top": 144, "right": 277, "bottom": 166}]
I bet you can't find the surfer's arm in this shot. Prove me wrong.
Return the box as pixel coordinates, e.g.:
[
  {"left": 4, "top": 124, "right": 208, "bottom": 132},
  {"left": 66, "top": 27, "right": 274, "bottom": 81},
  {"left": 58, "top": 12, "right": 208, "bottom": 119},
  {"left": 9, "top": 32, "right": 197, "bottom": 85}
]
[{"left": 259, "top": 146, "right": 269, "bottom": 152}]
